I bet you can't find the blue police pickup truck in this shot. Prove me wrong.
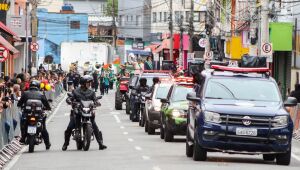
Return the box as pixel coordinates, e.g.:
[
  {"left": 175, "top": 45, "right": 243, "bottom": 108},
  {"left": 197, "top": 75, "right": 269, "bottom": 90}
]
[{"left": 186, "top": 65, "right": 297, "bottom": 165}]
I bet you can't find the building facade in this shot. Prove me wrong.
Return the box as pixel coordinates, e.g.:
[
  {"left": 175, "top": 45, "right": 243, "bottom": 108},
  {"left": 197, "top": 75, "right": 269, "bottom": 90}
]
[
  {"left": 37, "top": 7, "right": 88, "bottom": 65},
  {"left": 118, "top": 0, "right": 151, "bottom": 41}
]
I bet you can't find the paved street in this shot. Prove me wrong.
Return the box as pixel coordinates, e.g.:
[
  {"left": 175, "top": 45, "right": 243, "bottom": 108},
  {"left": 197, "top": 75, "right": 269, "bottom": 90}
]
[{"left": 5, "top": 91, "right": 300, "bottom": 170}]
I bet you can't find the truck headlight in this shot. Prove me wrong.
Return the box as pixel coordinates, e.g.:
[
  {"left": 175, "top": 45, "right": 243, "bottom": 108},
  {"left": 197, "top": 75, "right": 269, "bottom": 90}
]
[
  {"left": 204, "top": 111, "right": 221, "bottom": 124},
  {"left": 272, "top": 116, "right": 288, "bottom": 127}
]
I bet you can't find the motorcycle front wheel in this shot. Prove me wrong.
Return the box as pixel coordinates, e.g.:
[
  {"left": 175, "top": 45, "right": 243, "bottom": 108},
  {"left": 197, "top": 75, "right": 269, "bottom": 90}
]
[{"left": 83, "top": 124, "right": 92, "bottom": 151}]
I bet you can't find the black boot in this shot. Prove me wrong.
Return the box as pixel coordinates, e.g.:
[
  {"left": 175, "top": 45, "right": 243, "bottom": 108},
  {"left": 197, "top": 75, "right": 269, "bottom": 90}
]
[
  {"left": 99, "top": 142, "right": 107, "bottom": 150},
  {"left": 62, "top": 142, "right": 68, "bottom": 151},
  {"left": 45, "top": 143, "right": 51, "bottom": 150}
]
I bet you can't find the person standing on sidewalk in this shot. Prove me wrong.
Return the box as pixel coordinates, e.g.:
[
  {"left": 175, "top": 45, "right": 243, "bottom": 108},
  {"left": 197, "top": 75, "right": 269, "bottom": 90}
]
[{"left": 290, "top": 84, "right": 300, "bottom": 103}]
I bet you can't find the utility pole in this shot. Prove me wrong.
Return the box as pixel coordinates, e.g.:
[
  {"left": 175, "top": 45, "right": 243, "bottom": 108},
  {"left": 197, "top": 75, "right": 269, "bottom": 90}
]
[
  {"left": 169, "top": 0, "right": 173, "bottom": 61},
  {"left": 179, "top": 15, "right": 184, "bottom": 67},
  {"left": 260, "top": 0, "right": 270, "bottom": 53},
  {"left": 25, "top": 1, "right": 29, "bottom": 71},
  {"left": 204, "top": 0, "right": 212, "bottom": 66},
  {"left": 249, "top": 0, "right": 258, "bottom": 56},
  {"left": 31, "top": 0, "right": 38, "bottom": 69},
  {"left": 112, "top": 0, "right": 117, "bottom": 56},
  {"left": 189, "top": 0, "right": 194, "bottom": 53}
]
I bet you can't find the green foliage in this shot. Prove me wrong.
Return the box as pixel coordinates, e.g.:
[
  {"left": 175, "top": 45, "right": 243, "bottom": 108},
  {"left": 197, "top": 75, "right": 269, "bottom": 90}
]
[{"left": 105, "top": 0, "right": 118, "bottom": 16}]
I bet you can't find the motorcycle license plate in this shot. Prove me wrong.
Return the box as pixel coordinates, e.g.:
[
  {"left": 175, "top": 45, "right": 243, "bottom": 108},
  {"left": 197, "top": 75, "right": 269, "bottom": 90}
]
[
  {"left": 236, "top": 128, "right": 257, "bottom": 136},
  {"left": 27, "top": 126, "right": 37, "bottom": 134}
]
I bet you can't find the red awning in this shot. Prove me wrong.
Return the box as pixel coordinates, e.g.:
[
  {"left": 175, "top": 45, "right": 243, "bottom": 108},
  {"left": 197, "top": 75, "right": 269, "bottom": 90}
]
[
  {"left": 0, "top": 35, "right": 20, "bottom": 56},
  {"left": 0, "top": 22, "right": 20, "bottom": 41}
]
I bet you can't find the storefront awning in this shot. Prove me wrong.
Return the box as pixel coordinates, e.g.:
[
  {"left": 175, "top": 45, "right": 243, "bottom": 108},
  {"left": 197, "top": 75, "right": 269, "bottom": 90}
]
[
  {"left": 0, "top": 35, "right": 20, "bottom": 57},
  {"left": 127, "top": 50, "right": 152, "bottom": 56},
  {"left": 0, "top": 22, "right": 21, "bottom": 41}
]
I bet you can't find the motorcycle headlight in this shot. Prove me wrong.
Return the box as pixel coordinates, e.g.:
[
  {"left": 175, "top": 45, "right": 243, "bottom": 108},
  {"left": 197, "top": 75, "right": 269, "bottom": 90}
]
[
  {"left": 25, "top": 106, "right": 31, "bottom": 110},
  {"left": 204, "top": 111, "right": 221, "bottom": 124},
  {"left": 83, "top": 108, "right": 90, "bottom": 113},
  {"left": 154, "top": 106, "right": 161, "bottom": 112},
  {"left": 272, "top": 116, "right": 288, "bottom": 127}
]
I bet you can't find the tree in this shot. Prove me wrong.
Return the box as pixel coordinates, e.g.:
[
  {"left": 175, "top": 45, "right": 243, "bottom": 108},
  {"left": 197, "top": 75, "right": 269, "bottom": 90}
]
[{"left": 105, "top": 0, "right": 118, "bottom": 17}]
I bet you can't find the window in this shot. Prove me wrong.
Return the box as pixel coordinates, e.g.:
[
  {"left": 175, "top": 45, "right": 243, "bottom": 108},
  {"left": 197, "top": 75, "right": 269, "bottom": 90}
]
[
  {"left": 186, "top": 11, "right": 190, "bottom": 22},
  {"left": 153, "top": 12, "right": 157, "bottom": 23},
  {"left": 164, "top": 12, "right": 167, "bottom": 22},
  {"left": 70, "top": 21, "right": 80, "bottom": 29},
  {"left": 136, "top": 15, "right": 141, "bottom": 26},
  {"left": 175, "top": 11, "right": 183, "bottom": 23},
  {"left": 131, "top": 15, "right": 133, "bottom": 22},
  {"left": 200, "top": 12, "right": 206, "bottom": 22},
  {"left": 194, "top": 11, "right": 200, "bottom": 22},
  {"left": 159, "top": 12, "right": 162, "bottom": 22},
  {"left": 119, "top": 15, "right": 125, "bottom": 26}
]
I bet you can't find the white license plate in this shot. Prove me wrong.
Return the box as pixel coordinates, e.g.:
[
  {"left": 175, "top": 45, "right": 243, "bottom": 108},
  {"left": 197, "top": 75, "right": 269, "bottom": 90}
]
[
  {"left": 236, "top": 128, "right": 257, "bottom": 136},
  {"left": 27, "top": 126, "right": 37, "bottom": 134}
]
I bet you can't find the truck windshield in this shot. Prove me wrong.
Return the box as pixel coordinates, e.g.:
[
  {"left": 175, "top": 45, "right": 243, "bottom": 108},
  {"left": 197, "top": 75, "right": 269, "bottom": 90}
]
[
  {"left": 205, "top": 78, "right": 281, "bottom": 102},
  {"left": 155, "top": 85, "right": 171, "bottom": 99}
]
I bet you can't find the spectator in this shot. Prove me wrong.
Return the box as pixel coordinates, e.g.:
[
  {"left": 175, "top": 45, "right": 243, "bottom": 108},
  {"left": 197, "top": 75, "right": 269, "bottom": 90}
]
[
  {"left": 290, "top": 84, "right": 300, "bottom": 103},
  {"left": 144, "top": 56, "right": 154, "bottom": 70}
]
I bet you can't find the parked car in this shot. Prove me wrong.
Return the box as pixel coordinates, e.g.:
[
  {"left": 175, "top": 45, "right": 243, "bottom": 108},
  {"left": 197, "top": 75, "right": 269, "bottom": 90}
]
[{"left": 186, "top": 65, "right": 297, "bottom": 165}]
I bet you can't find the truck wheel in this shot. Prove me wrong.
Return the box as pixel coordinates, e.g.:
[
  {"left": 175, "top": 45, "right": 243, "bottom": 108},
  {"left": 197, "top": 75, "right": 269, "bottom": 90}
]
[
  {"left": 147, "top": 124, "right": 155, "bottom": 135},
  {"left": 115, "top": 91, "right": 122, "bottom": 110},
  {"left": 193, "top": 129, "right": 207, "bottom": 161},
  {"left": 276, "top": 149, "right": 291, "bottom": 165},
  {"left": 263, "top": 154, "right": 275, "bottom": 161},
  {"left": 186, "top": 128, "right": 193, "bottom": 157},
  {"left": 145, "top": 121, "right": 148, "bottom": 133},
  {"left": 160, "top": 125, "right": 164, "bottom": 139},
  {"left": 126, "top": 99, "right": 130, "bottom": 115}
]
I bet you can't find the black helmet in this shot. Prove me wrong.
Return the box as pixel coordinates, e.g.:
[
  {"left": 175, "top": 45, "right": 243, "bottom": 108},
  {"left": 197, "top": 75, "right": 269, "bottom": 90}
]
[
  {"left": 152, "top": 77, "right": 160, "bottom": 84},
  {"left": 139, "top": 78, "right": 147, "bottom": 86},
  {"left": 30, "top": 80, "right": 40, "bottom": 89},
  {"left": 80, "top": 75, "right": 93, "bottom": 85}
]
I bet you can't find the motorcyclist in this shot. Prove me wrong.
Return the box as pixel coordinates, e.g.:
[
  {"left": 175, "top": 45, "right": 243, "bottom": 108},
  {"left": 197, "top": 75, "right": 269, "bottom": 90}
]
[
  {"left": 62, "top": 75, "right": 107, "bottom": 151},
  {"left": 17, "top": 80, "right": 51, "bottom": 150},
  {"left": 149, "top": 77, "right": 160, "bottom": 94},
  {"left": 131, "top": 78, "right": 149, "bottom": 121}
]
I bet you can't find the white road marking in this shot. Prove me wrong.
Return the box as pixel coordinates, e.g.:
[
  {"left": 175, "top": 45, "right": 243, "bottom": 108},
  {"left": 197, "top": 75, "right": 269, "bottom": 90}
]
[
  {"left": 135, "top": 146, "right": 142, "bottom": 151},
  {"left": 110, "top": 111, "right": 120, "bottom": 115},
  {"left": 142, "top": 155, "right": 151, "bottom": 160},
  {"left": 292, "top": 153, "right": 300, "bottom": 162},
  {"left": 4, "top": 94, "right": 67, "bottom": 170},
  {"left": 152, "top": 166, "right": 161, "bottom": 170},
  {"left": 113, "top": 115, "right": 121, "bottom": 123},
  {"left": 128, "top": 138, "right": 134, "bottom": 142},
  {"left": 123, "top": 132, "right": 128, "bottom": 135},
  {"left": 120, "top": 126, "right": 125, "bottom": 129}
]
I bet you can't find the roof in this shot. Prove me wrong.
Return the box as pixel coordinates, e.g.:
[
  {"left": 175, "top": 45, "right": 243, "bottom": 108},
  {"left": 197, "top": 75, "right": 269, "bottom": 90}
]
[
  {"left": 0, "top": 22, "right": 20, "bottom": 40},
  {"left": 0, "top": 35, "right": 20, "bottom": 55}
]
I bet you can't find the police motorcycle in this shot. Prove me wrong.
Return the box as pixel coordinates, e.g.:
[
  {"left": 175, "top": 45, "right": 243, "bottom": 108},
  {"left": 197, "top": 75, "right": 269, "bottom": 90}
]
[
  {"left": 23, "top": 100, "right": 46, "bottom": 153},
  {"left": 131, "top": 89, "right": 147, "bottom": 125},
  {"left": 66, "top": 93, "right": 102, "bottom": 151}
]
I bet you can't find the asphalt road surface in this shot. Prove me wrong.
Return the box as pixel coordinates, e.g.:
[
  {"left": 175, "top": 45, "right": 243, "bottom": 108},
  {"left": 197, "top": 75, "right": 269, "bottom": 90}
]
[{"left": 5, "top": 90, "right": 300, "bottom": 170}]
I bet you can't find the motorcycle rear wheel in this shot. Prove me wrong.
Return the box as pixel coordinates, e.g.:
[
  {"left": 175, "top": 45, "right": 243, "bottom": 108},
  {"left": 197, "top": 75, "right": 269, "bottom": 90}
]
[
  {"left": 83, "top": 124, "right": 92, "bottom": 151},
  {"left": 28, "top": 136, "right": 35, "bottom": 153}
]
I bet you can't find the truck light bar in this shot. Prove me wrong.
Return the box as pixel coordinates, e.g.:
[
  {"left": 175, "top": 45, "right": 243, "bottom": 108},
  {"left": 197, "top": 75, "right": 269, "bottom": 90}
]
[{"left": 211, "top": 65, "right": 270, "bottom": 73}]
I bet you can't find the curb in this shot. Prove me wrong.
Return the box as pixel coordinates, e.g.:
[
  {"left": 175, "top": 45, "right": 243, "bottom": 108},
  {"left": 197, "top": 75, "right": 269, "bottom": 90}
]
[{"left": 0, "top": 92, "right": 66, "bottom": 170}]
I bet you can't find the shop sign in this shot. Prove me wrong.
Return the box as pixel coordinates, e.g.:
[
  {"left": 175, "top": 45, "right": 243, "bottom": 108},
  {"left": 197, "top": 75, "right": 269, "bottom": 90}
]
[
  {"left": 132, "top": 41, "right": 144, "bottom": 50},
  {"left": 0, "top": 3, "right": 9, "bottom": 11}
]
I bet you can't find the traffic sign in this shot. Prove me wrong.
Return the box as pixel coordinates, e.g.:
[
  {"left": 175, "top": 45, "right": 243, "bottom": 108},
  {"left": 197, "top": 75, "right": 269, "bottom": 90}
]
[
  {"left": 261, "top": 43, "right": 272, "bottom": 56},
  {"left": 198, "top": 38, "right": 206, "bottom": 48},
  {"left": 30, "top": 42, "right": 39, "bottom": 52},
  {"left": 0, "top": 45, "right": 8, "bottom": 62}
]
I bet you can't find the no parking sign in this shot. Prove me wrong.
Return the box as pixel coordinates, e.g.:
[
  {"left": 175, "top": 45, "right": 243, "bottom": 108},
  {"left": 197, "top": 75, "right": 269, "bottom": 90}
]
[{"left": 0, "top": 45, "right": 8, "bottom": 62}]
